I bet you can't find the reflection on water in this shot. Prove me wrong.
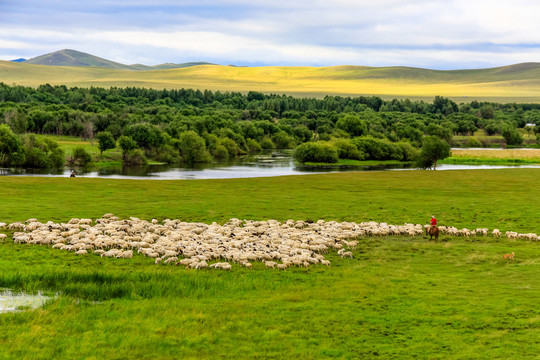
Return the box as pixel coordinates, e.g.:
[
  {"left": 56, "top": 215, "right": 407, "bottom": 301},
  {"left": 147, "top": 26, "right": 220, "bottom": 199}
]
[{"left": 1, "top": 150, "right": 539, "bottom": 180}]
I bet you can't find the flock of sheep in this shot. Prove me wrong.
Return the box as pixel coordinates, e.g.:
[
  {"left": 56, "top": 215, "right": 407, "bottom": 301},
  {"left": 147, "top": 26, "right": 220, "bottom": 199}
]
[{"left": 0, "top": 215, "right": 538, "bottom": 270}]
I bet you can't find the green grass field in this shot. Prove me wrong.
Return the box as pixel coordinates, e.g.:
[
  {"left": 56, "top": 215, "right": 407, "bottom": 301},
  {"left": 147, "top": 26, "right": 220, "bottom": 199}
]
[
  {"left": 1, "top": 170, "right": 539, "bottom": 359},
  {"left": 5, "top": 60, "right": 540, "bottom": 102}
]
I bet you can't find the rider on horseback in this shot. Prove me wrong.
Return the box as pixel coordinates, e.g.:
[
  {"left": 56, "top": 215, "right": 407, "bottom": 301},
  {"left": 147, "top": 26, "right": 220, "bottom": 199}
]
[{"left": 427, "top": 215, "right": 439, "bottom": 241}]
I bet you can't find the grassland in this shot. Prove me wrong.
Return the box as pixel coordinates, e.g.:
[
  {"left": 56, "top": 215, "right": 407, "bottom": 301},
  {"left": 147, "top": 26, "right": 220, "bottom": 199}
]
[
  {"left": 5, "top": 60, "right": 540, "bottom": 102},
  {"left": 0, "top": 170, "right": 539, "bottom": 359}
]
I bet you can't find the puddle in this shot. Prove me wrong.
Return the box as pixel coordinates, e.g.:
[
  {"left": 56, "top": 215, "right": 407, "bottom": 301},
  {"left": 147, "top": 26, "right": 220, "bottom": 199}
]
[{"left": 0, "top": 289, "right": 53, "bottom": 313}]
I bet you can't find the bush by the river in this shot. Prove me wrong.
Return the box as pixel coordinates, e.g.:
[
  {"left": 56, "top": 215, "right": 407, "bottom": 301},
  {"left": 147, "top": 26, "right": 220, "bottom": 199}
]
[
  {"left": 0, "top": 125, "right": 64, "bottom": 168},
  {"left": 294, "top": 142, "right": 339, "bottom": 163}
]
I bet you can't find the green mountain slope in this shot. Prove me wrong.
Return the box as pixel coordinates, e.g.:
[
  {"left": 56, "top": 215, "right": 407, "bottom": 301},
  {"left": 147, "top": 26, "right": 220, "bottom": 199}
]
[{"left": 24, "top": 49, "right": 134, "bottom": 70}]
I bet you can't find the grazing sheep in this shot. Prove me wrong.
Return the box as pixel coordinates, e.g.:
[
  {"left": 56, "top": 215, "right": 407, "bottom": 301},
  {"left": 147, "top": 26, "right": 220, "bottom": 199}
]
[
  {"left": 10, "top": 214, "right": 539, "bottom": 272},
  {"left": 210, "top": 262, "right": 232, "bottom": 270},
  {"left": 163, "top": 257, "right": 178, "bottom": 264},
  {"left": 492, "top": 229, "right": 501, "bottom": 238},
  {"left": 0, "top": 234, "right": 6, "bottom": 242},
  {"left": 75, "top": 249, "right": 88, "bottom": 255},
  {"left": 195, "top": 260, "right": 208, "bottom": 269}
]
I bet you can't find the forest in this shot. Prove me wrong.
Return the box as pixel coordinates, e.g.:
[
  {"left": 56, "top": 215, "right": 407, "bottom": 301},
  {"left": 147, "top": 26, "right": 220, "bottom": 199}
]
[{"left": 0, "top": 82, "right": 539, "bottom": 169}]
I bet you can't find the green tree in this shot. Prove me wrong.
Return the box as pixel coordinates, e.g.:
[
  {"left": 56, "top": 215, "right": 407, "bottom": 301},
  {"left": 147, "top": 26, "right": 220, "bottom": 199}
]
[
  {"left": 335, "top": 114, "right": 368, "bottom": 137},
  {"left": 118, "top": 135, "right": 138, "bottom": 162},
  {"left": 501, "top": 125, "right": 523, "bottom": 146},
  {"left": 175, "top": 131, "right": 211, "bottom": 164},
  {"left": 96, "top": 131, "right": 116, "bottom": 155},
  {"left": 416, "top": 136, "right": 451, "bottom": 170}
]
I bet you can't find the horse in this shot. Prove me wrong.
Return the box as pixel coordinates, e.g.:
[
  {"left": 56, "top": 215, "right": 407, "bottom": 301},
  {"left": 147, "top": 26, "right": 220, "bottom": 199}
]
[{"left": 425, "top": 226, "right": 439, "bottom": 241}]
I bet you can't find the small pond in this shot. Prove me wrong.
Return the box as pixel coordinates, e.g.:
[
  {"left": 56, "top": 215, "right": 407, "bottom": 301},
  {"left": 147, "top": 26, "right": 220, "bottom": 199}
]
[{"left": 0, "top": 289, "right": 53, "bottom": 313}]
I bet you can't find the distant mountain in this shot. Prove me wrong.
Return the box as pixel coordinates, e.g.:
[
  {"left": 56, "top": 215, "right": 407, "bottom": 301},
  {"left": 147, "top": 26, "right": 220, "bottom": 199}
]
[
  {"left": 11, "top": 58, "right": 27, "bottom": 62},
  {"left": 22, "top": 49, "right": 214, "bottom": 71},
  {"left": 130, "top": 62, "right": 215, "bottom": 71},
  {"left": 24, "top": 49, "right": 134, "bottom": 70}
]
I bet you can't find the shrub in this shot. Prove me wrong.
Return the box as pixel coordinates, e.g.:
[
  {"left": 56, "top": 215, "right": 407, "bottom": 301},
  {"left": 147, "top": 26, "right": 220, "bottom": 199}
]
[
  {"left": 294, "top": 142, "right": 338, "bottom": 163},
  {"left": 219, "top": 137, "right": 240, "bottom": 157},
  {"left": 501, "top": 126, "right": 523, "bottom": 146},
  {"left": 125, "top": 149, "right": 148, "bottom": 165},
  {"left": 153, "top": 144, "right": 179, "bottom": 164},
  {"left": 24, "top": 147, "right": 51, "bottom": 168},
  {"left": 318, "top": 133, "right": 332, "bottom": 141},
  {"left": 49, "top": 148, "right": 65, "bottom": 168},
  {"left": 352, "top": 136, "right": 391, "bottom": 160},
  {"left": 246, "top": 138, "right": 262, "bottom": 154},
  {"left": 395, "top": 142, "right": 420, "bottom": 162},
  {"left": 335, "top": 114, "right": 368, "bottom": 137},
  {"left": 213, "top": 144, "right": 229, "bottom": 159},
  {"left": 332, "top": 139, "right": 363, "bottom": 160},
  {"left": 272, "top": 131, "right": 295, "bottom": 149},
  {"left": 0, "top": 124, "right": 25, "bottom": 166},
  {"left": 466, "top": 137, "right": 483, "bottom": 148},
  {"left": 71, "top": 146, "right": 92, "bottom": 166},
  {"left": 176, "top": 131, "right": 211, "bottom": 164},
  {"left": 260, "top": 137, "right": 275, "bottom": 150}
]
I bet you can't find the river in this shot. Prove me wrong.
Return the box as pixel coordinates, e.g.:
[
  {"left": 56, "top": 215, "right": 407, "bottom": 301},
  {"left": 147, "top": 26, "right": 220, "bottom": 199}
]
[{"left": 1, "top": 150, "right": 539, "bottom": 180}]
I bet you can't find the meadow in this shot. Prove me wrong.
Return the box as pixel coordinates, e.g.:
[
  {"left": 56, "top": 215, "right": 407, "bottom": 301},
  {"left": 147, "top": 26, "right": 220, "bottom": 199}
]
[{"left": 0, "top": 169, "right": 539, "bottom": 359}]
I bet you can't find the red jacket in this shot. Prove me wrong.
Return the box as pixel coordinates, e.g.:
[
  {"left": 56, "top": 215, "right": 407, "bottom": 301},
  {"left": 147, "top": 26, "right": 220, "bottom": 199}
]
[{"left": 430, "top": 218, "right": 437, "bottom": 226}]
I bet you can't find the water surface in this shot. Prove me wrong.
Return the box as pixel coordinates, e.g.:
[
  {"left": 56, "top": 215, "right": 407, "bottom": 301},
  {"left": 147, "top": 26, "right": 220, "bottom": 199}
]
[{"left": 1, "top": 150, "right": 539, "bottom": 180}]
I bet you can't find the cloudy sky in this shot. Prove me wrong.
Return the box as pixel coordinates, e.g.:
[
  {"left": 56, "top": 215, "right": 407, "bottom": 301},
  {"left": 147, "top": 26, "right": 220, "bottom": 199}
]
[{"left": 2, "top": 0, "right": 540, "bottom": 69}]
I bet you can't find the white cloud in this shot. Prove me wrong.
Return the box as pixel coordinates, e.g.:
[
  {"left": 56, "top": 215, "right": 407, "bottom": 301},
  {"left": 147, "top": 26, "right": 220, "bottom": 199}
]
[{"left": 2, "top": 0, "right": 540, "bottom": 68}]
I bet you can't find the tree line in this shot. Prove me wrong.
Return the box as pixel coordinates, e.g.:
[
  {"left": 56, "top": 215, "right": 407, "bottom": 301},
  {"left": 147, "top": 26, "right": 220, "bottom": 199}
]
[{"left": 0, "top": 83, "right": 538, "bottom": 169}]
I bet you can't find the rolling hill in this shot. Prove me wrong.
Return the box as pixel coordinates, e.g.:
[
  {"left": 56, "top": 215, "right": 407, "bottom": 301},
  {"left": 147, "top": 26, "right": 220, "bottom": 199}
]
[{"left": 3, "top": 49, "right": 540, "bottom": 102}]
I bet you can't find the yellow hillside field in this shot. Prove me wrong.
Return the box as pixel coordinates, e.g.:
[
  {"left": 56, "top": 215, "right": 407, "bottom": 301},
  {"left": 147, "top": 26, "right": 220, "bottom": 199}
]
[{"left": 3, "top": 61, "right": 540, "bottom": 102}]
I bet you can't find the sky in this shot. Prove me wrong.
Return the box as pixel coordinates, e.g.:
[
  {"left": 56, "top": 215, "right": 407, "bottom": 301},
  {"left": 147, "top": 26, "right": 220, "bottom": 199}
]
[{"left": 2, "top": 0, "right": 540, "bottom": 69}]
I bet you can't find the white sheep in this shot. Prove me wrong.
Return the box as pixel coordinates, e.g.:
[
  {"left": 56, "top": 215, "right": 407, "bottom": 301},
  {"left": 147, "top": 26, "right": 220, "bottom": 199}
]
[
  {"left": 163, "top": 257, "right": 178, "bottom": 264},
  {"left": 0, "top": 234, "right": 7, "bottom": 242}
]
